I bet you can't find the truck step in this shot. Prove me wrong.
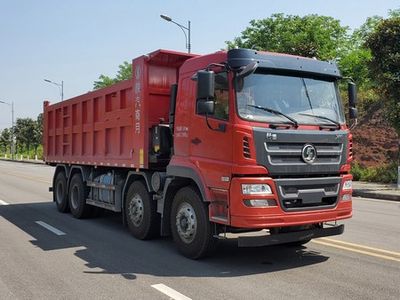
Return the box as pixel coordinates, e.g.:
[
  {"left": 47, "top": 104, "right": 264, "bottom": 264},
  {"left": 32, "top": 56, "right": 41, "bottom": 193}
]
[
  {"left": 86, "top": 181, "right": 116, "bottom": 190},
  {"left": 86, "top": 198, "right": 121, "bottom": 212}
]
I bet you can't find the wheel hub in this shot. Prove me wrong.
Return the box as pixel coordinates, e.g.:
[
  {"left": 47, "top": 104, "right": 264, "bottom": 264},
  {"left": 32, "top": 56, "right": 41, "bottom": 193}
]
[
  {"left": 175, "top": 202, "right": 197, "bottom": 244},
  {"left": 128, "top": 194, "right": 144, "bottom": 226}
]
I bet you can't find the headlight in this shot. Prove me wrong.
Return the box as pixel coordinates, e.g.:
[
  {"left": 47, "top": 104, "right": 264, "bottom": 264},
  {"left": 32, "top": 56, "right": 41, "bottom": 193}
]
[
  {"left": 342, "top": 180, "right": 352, "bottom": 191},
  {"left": 341, "top": 194, "right": 352, "bottom": 201},
  {"left": 241, "top": 184, "right": 272, "bottom": 195}
]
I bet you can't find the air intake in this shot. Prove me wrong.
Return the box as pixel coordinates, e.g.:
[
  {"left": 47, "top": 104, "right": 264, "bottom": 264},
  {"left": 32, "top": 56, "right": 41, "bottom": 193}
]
[{"left": 243, "top": 137, "right": 251, "bottom": 158}]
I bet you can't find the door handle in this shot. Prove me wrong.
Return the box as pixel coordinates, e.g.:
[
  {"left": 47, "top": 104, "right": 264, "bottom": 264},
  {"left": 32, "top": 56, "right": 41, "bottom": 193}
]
[{"left": 191, "top": 137, "right": 202, "bottom": 145}]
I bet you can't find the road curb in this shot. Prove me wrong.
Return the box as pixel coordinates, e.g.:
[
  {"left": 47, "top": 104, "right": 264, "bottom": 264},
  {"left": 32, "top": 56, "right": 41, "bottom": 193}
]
[
  {"left": 353, "top": 190, "right": 400, "bottom": 202},
  {"left": 0, "top": 158, "right": 45, "bottom": 165}
]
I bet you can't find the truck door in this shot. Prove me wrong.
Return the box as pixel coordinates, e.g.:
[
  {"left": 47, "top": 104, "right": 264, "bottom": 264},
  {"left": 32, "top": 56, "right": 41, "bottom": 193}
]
[{"left": 190, "top": 71, "right": 233, "bottom": 190}]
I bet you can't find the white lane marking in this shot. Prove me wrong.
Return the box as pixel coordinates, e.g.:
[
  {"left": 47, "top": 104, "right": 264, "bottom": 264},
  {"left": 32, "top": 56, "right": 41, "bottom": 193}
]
[
  {"left": 151, "top": 284, "right": 192, "bottom": 300},
  {"left": 35, "top": 221, "right": 66, "bottom": 236},
  {"left": 0, "top": 199, "right": 9, "bottom": 205}
]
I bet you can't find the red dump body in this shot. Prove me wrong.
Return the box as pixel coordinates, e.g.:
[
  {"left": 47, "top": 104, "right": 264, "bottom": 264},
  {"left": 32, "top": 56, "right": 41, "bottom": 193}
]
[{"left": 43, "top": 50, "right": 195, "bottom": 168}]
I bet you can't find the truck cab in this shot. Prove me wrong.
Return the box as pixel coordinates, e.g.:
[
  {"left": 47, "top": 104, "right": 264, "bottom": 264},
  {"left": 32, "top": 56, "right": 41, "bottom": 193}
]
[{"left": 165, "top": 48, "right": 355, "bottom": 254}]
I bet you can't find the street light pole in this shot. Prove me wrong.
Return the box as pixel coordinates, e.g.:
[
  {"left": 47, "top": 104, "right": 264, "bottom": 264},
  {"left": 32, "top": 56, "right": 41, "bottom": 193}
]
[
  {"left": 160, "top": 14, "right": 191, "bottom": 53},
  {"left": 0, "top": 100, "right": 15, "bottom": 160},
  {"left": 44, "top": 79, "right": 64, "bottom": 101},
  {"left": 188, "top": 20, "right": 191, "bottom": 54},
  {"left": 61, "top": 80, "right": 64, "bottom": 101}
]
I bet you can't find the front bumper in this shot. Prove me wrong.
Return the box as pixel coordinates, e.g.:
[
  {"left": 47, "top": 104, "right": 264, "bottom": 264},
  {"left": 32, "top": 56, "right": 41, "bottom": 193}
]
[{"left": 229, "top": 174, "right": 352, "bottom": 228}]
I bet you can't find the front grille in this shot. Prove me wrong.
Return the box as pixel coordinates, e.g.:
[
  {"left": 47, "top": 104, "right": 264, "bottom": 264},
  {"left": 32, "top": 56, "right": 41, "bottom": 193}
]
[
  {"left": 253, "top": 128, "right": 348, "bottom": 175},
  {"left": 265, "top": 142, "right": 343, "bottom": 165},
  {"left": 275, "top": 177, "right": 341, "bottom": 211}
]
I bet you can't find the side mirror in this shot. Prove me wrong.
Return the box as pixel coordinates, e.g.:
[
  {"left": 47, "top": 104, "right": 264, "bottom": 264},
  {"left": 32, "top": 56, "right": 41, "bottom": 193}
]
[
  {"left": 197, "top": 70, "right": 215, "bottom": 100},
  {"left": 197, "top": 100, "right": 215, "bottom": 115},
  {"left": 349, "top": 107, "right": 358, "bottom": 119},
  {"left": 237, "top": 61, "right": 258, "bottom": 78},
  {"left": 348, "top": 82, "right": 357, "bottom": 107}
]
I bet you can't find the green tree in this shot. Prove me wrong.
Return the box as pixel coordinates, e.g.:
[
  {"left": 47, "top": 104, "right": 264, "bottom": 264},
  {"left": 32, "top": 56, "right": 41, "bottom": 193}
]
[
  {"left": 93, "top": 75, "right": 116, "bottom": 89},
  {"left": 366, "top": 13, "right": 400, "bottom": 175},
  {"left": 366, "top": 16, "right": 400, "bottom": 135},
  {"left": 351, "top": 16, "right": 383, "bottom": 48},
  {"left": 226, "top": 13, "right": 349, "bottom": 61},
  {"left": 0, "top": 128, "right": 11, "bottom": 154},
  {"left": 33, "top": 114, "right": 43, "bottom": 156},
  {"left": 14, "top": 118, "right": 36, "bottom": 155},
  {"left": 93, "top": 61, "right": 132, "bottom": 89}
]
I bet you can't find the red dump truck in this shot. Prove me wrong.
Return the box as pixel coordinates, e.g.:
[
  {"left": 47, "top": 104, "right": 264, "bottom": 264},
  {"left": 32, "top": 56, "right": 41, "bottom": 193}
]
[{"left": 43, "top": 49, "right": 357, "bottom": 259}]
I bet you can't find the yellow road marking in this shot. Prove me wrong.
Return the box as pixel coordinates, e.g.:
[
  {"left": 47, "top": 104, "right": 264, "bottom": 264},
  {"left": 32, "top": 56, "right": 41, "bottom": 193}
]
[
  {"left": 312, "top": 240, "right": 400, "bottom": 262},
  {"left": 319, "top": 238, "right": 400, "bottom": 257},
  {"left": 0, "top": 172, "right": 51, "bottom": 184}
]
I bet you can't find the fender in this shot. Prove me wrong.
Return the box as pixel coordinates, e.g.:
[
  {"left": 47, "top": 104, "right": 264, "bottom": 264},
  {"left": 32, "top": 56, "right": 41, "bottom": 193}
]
[
  {"left": 54, "top": 164, "right": 70, "bottom": 179},
  {"left": 166, "top": 164, "right": 211, "bottom": 202},
  {"left": 68, "top": 165, "right": 91, "bottom": 187}
]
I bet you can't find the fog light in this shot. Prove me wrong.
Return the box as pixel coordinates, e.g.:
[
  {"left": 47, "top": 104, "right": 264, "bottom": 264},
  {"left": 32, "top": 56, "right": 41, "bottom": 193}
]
[
  {"left": 342, "top": 180, "right": 352, "bottom": 190},
  {"left": 342, "top": 194, "right": 352, "bottom": 201},
  {"left": 242, "top": 184, "right": 272, "bottom": 195},
  {"left": 244, "top": 199, "right": 277, "bottom": 207}
]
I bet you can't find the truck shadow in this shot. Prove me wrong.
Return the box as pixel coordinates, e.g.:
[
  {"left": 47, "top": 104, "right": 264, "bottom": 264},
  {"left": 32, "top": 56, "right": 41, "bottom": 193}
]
[{"left": 0, "top": 201, "right": 329, "bottom": 279}]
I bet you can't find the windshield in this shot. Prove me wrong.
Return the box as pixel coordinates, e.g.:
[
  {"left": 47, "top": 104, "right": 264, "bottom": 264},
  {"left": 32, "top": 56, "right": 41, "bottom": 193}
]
[{"left": 236, "top": 72, "right": 345, "bottom": 125}]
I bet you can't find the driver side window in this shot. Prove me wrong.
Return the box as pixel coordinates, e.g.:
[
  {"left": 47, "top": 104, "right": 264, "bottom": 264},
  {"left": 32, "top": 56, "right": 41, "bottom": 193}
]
[{"left": 212, "top": 72, "right": 229, "bottom": 120}]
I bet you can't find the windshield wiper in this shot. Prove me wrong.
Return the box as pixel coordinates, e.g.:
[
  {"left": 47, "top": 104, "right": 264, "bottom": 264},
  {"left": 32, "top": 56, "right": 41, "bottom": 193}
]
[
  {"left": 248, "top": 104, "right": 298, "bottom": 127},
  {"left": 299, "top": 113, "right": 341, "bottom": 128}
]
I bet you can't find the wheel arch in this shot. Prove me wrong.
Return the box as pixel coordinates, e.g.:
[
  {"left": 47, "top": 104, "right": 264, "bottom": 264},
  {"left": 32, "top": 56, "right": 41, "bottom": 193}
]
[
  {"left": 166, "top": 165, "right": 209, "bottom": 202},
  {"left": 160, "top": 176, "right": 203, "bottom": 237},
  {"left": 67, "top": 165, "right": 91, "bottom": 190}
]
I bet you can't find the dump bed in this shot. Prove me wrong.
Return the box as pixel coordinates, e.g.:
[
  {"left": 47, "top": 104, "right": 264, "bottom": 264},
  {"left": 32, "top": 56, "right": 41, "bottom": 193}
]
[{"left": 43, "top": 49, "right": 195, "bottom": 169}]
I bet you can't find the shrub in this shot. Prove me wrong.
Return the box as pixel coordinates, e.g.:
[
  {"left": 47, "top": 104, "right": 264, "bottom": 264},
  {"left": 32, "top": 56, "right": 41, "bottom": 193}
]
[{"left": 351, "top": 162, "right": 398, "bottom": 183}]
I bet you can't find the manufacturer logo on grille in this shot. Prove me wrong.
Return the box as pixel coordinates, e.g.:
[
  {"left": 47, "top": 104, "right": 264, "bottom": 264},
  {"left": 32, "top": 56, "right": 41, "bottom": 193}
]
[
  {"left": 266, "top": 132, "right": 277, "bottom": 140},
  {"left": 302, "top": 144, "right": 317, "bottom": 164}
]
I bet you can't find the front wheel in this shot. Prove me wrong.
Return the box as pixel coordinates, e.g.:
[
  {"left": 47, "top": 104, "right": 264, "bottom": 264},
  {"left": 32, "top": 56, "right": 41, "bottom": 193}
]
[{"left": 170, "top": 186, "right": 216, "bottom": 259}]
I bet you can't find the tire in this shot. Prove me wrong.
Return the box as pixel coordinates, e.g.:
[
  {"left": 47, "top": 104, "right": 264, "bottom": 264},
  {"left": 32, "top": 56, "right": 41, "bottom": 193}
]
[
  {"left": 68, "top": 173, "right": 92, "bottom": 219},
  {"left": 170, "top": 186, "right": 216, "bottom": 259},
  {"left": 54, "top": 171, "right": 69, "bottom": 213},
  {"left": 125, "top": 181, "right": 159, "bottom": 240}
]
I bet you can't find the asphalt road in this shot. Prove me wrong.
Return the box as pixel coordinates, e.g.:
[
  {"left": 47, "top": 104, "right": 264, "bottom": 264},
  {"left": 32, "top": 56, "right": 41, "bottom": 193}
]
[{"left": 0, "top": 160, "right": 399, "bottom": 299}]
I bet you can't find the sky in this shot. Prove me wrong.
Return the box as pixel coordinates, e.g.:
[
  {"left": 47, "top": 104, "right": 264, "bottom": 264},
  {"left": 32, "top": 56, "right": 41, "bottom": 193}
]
[{"left": 0, "top": 0, "right": 399, "bottom": 129}]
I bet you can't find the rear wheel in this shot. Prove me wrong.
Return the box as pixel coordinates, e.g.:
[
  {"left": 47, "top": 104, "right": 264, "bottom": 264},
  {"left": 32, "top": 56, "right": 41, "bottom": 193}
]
[
  {"left": 170, "top": 186, "right": 216, "bottom": 259},
  {"left": 68, "top": 173, "right": 92, "bottom": 218},
  {"left": 125, "top": 181, "right": 159, "bottom": 240},
  {"left": 54, "top": 171, "right": 69, "bottom": 213}
]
